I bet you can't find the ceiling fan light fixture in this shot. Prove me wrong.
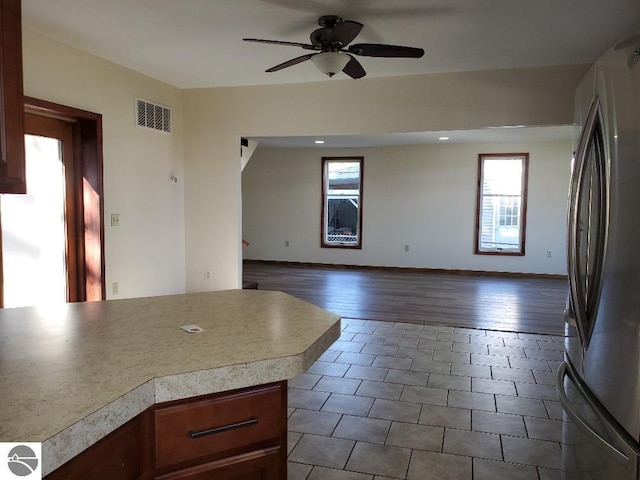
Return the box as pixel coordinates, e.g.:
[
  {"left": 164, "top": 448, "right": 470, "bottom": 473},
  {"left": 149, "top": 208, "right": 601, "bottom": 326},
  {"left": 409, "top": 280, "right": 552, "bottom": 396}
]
[{"left": 311, "top": 52, "right": 350, "bottom": 77}]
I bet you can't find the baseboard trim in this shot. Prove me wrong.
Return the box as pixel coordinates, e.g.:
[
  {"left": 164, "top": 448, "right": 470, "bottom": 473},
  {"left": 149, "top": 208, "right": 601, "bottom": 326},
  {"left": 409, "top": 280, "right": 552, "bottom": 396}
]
[{"left": 242, "top": 259, "right": 567, "bottom": 281}]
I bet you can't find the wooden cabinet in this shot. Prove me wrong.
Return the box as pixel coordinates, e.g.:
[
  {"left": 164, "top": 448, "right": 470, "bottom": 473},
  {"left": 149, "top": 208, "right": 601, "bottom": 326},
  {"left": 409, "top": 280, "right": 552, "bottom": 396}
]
[
  {"left": 44, "top": 382, "right": 287, "bottom": 480},
  {"left": 45, "top": 412, "right": 153, "bottom": 480},
  {"left": 0, "top": 0, "right": 26, "bottom": 193}
]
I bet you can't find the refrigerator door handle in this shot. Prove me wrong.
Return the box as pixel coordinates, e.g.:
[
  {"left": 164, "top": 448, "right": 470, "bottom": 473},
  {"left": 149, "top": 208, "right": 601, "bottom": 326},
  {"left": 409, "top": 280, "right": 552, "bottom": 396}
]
[
  {"left": 566, "top": 96, "right": 607, "bottom": 347},
  {"left": 557, "top": 362, "right": 639, "bottom": 465},
  {"left": 566, "top": 102, "right": 592, "bottom": 342}
]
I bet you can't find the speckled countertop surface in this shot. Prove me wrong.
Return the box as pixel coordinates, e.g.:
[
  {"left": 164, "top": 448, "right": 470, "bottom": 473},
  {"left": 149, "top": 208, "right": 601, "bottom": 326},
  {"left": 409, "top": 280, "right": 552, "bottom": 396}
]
[{"left": 0, "top": 289, "right": 340, "bottom": 475}]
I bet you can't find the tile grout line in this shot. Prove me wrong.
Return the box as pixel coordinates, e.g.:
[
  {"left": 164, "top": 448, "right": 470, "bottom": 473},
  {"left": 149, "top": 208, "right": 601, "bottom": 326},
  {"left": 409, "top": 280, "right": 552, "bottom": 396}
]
[
  {"left": 405, "top": 448, "right": 414, "bottom": 480},
  {"left": 499, "top": 431, "right": 505, "bottom": 464}
]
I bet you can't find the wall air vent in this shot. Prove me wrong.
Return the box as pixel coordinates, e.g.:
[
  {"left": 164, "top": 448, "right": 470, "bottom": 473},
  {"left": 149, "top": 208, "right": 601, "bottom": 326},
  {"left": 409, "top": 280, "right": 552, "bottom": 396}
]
[{"left": 136, "top": 98, "right": 171, "bottom": 133}]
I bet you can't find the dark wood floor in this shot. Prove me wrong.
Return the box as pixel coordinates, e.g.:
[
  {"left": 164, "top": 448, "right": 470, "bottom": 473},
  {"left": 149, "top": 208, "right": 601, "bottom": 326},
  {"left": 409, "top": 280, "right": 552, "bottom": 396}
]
[{"left": 242, "top": 262, "right": 568, "bottom": 336}]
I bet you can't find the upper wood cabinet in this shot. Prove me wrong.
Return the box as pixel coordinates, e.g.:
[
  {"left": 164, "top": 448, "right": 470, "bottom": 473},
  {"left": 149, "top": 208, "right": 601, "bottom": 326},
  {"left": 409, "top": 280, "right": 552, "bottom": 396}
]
[{"left": 0, "top": 0, "right": 25, "bottom": 193}]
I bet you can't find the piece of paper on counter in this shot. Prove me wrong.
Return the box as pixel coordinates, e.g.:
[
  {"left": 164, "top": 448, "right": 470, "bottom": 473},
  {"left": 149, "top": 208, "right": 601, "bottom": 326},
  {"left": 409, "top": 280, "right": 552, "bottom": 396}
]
[{"left": 180, "top": 324, "right": 205, "bottom": 333}]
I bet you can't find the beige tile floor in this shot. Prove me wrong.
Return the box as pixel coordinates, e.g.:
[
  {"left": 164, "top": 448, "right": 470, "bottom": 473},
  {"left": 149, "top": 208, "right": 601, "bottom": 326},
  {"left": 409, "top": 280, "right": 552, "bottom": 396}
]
[{"left": 287, "top": 318, "right": 567, "bottom": 480}]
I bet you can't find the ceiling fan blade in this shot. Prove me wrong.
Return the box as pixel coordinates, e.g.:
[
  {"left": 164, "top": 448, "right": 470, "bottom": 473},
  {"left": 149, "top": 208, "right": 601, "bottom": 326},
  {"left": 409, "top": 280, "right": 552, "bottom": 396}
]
[
  {"left": 348, "top": 43, "right": 424, "bottom": 58},
  {"left": 331, "top": 20, "right": 364, "bottom": 46},
  {"left": 614, "top": 33, "right": 640, "bottom": 50},
  {"left": 266, "top": 54, "right": 314, "bottom": 72},
  {"left": 343, "top": 55, "right": 366, "bottom": 79},
  {"left": 244, "top": 38, "right": 316, "bottom": 50}
]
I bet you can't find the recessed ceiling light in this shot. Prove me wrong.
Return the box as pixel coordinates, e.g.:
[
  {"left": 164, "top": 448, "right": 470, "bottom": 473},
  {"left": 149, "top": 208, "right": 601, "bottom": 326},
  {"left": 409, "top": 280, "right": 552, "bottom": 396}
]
[
  {"left": 438, "top": 136, "right": 450, "bottom": 141},
  {"left": 315, "top": 140, "right": 325, "bottom": 144}
]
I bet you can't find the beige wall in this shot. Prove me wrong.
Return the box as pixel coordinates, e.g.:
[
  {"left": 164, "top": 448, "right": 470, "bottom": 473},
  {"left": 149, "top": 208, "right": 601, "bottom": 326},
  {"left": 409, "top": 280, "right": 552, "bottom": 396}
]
[
  {"left": 243, "top": 141, "right": 571, "bottom": 275},
  {"left": 22, "top": 30, "right": 186, "bottom": 299},
  {"left": 20, "top": 28, "right": 587, "bottom": 294},
  {"left": 184, "top": 64, "right": 587, "bottom": 290}
]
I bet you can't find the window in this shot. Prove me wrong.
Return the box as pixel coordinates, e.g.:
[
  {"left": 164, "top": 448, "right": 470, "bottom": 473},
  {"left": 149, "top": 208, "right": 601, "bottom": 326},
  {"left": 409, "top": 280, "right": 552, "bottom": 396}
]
[
  {"left": 321, "top": 157, "right": 363, "bottom": 248},
  {"left": 498, "top": 197, "right": 520, "bottom": 226},
  {"left": 475, "top": 153, "right": 529, "bottom": 255}
]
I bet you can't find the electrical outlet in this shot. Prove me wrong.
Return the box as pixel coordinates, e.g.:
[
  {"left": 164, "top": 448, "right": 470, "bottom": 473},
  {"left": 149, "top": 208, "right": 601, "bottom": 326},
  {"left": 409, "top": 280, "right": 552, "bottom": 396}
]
[
  {"left": 204, "top": 269, "right": 211, "bottom": 280},
  {"left": 547, "top": 250, "right": 552, "bottom": 258},
  {"left": 405, "top": 244, "right": 410, "bottom": 252},
  {"left": 110, "top": 214, "right": 120, "bottom": 227},
  {"left": 112, "top": 282, "right": 118, "bottom": 295}
]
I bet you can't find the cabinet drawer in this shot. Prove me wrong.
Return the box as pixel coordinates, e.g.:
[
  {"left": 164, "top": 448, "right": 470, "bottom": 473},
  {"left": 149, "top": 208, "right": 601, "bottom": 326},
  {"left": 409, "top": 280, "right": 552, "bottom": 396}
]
[
  {"left": 155, "top": 446, "right": 284, "bottom": 480},
  {"left": 155, "top": 383, "right": 284, "bottom": 470}
]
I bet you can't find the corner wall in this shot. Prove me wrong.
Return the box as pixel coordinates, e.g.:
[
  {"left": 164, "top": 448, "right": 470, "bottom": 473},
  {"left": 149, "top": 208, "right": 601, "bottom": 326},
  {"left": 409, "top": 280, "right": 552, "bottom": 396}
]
[{"left": 22, "top": 30, "right": 186, "bottom": 299}]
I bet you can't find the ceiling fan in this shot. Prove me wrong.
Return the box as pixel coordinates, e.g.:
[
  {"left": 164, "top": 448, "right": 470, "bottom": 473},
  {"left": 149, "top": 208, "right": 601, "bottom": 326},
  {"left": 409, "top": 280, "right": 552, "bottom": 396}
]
[{"left": 243, "top": 15, "right": 424, "bottom": 79}]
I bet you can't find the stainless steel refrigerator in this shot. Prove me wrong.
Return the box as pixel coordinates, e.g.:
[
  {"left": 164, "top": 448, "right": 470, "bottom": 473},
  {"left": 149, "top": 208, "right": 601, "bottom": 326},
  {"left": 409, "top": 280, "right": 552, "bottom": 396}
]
[{"left": 557, "top": 28, "right": 640, "bottom": 479}]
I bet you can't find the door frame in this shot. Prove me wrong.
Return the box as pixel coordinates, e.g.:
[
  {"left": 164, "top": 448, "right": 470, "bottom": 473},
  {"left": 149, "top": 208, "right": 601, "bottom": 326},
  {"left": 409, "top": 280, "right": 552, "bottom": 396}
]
[{"left": 7, "top": 97, "right": 105, "bottom": 303}]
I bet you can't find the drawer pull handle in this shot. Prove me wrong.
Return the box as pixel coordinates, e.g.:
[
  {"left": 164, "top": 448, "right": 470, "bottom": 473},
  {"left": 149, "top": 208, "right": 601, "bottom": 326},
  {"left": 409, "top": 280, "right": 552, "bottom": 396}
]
[{"left": 188, "top": 417, "right": 258, "bottom": 439}]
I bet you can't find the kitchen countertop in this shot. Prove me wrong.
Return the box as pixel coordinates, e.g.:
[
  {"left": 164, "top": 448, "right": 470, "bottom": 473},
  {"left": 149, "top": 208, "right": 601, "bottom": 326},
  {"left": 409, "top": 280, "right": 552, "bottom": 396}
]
[{"left": 0, "top": 289, "right": 340, "bottom": 475}]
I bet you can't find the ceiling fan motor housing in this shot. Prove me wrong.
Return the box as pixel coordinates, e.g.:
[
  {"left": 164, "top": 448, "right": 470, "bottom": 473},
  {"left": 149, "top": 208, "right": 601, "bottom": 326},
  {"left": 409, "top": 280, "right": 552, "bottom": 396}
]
[
  {"left": 311, "top": 16, "right": 349, "bottom": 50},
  {"left": 318, "top": 15, "right": 343, "bottom": 28}
]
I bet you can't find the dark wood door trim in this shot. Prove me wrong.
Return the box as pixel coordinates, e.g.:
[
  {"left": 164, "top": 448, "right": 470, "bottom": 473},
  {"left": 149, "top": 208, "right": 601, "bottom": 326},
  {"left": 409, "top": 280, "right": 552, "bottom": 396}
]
[{"left": 22, "top": 97, "right": 105, "bottom": 302}]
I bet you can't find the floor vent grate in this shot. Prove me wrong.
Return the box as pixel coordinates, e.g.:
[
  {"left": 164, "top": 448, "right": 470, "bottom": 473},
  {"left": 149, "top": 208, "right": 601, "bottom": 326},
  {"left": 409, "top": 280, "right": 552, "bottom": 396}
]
[{"left": 136, "top": 98, "right": 171, "bottom": 133}]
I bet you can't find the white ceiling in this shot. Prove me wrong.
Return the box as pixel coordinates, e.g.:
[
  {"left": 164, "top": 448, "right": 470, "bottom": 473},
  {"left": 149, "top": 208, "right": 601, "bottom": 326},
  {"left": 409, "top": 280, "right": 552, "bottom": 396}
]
[
  {"left": 21, "top": 0, "right": 640, "bottom": 89},
  {"left": 21, "top": 1, "right": 638, "bottom": 148},
  {"left": 249, "top": 125, "right": 575, "bottom": 148}
]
